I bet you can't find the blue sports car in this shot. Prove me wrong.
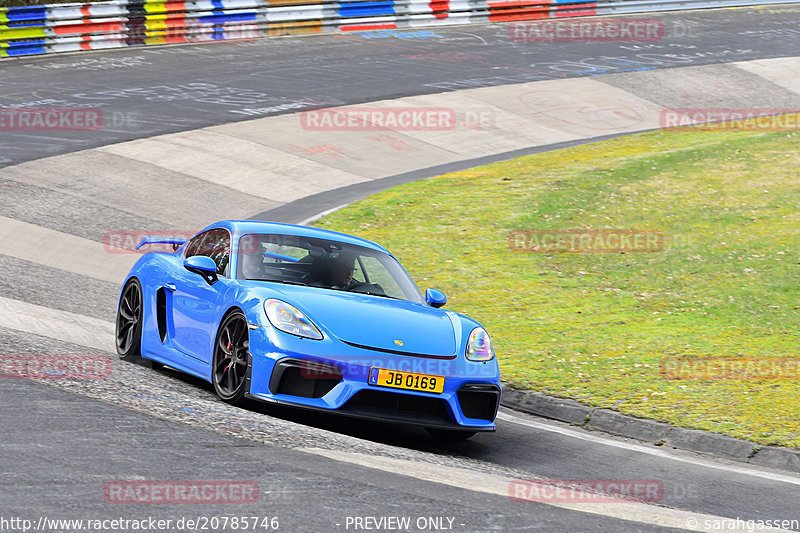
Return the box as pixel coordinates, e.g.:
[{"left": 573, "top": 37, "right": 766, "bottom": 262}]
[{"left": 116, "top": 220, "right": 501, "bottom": 439}]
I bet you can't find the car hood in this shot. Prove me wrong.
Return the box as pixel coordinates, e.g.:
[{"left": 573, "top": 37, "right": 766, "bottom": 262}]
[{"left": 249, "top": 283, "right": 457, "bottom": 357}]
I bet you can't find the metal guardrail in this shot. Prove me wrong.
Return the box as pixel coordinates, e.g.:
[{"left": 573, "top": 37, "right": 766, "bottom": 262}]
[{"left": 0, "top": 0, "right": 796, "bottom": 57}]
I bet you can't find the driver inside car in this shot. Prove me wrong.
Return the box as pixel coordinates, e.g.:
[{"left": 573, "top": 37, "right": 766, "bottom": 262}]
[
  {"left": 240, "top": 249, "right": 266, "bottom": 279},
  {"left": 308, "top": 252, "right": 356, "bottom": 289},
  {"left": 308, "top": 251, "right": 386, "bottom": 296},
  {"left": 328, "top": 253, "right": 355, "bottom": 289}
]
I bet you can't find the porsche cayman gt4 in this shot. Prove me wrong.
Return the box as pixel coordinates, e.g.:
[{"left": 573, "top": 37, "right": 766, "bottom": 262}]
[{"left": 115, "top": 220, "right": 501, "bottom": 439}]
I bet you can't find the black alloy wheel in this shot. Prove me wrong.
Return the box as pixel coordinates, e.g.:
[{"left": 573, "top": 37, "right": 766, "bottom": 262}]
[{"left": 212, "top": 311, "right": 250, "bottom": 404}]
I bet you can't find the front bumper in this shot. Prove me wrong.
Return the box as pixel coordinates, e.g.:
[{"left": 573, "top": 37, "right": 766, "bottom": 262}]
[{"left": 244, "top": 328, "right": 501, "bottom": 431}]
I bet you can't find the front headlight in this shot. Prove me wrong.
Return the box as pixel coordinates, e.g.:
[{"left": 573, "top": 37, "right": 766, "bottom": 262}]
[
  {"left": 264, "top": 299, "right": 323, "bottom": 340},
  {"left": 466, "top": 327, "right": 495, "bottom": 362}
]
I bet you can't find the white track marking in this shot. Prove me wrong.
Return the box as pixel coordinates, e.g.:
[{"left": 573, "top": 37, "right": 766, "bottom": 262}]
[
  {"left": 497, "top": 410, "right": 800, "bottom": 486},
  {"left": 0, "top": 296, "right": 114, "bottom": 352},
  {"left": 298, "top": 204, "right": 349, "bottom": 226},
  {"left": 0, "top": 216, "right": 136, "bottom": 284},
  {"left": 302, "top": 448, "right": 795, "bottom": 533}
]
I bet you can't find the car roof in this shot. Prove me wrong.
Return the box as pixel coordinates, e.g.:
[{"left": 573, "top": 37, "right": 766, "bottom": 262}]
[{"left": 198, "top": 220, "right": 391, "bottom": 255}]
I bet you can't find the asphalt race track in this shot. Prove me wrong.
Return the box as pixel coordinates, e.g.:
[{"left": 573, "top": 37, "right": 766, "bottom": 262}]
[
  {"left": 2, "top": 6, "right": 800, "bottom": 167},
  {"left": 2, "top": 6, "right": 800, "bottom": 532}
]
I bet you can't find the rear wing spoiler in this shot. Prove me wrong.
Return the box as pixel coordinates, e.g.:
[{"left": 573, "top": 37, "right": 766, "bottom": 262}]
[{"left": 136, "top": 237, "right": 188, "bottom": 251}]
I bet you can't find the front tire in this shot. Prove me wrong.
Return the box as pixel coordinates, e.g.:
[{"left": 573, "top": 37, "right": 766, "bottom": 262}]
[
  {"left": 212, "top": 311, "right": 250, "bottom": 405},
  {"left": 116, "top": 279, "right": 143, "bottom": 360}
]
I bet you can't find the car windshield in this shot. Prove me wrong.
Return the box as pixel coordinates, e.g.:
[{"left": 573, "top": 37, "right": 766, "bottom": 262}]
[{"left": 236, "top": 233, "right": 424, "bottom": 303}]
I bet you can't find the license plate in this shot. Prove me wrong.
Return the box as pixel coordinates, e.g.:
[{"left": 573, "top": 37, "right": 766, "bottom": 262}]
[{"left": 368, "top": 368, "right": 445, "bottom": 394}]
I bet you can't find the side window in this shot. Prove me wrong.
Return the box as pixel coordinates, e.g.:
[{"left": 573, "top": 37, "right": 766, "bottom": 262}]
[
  {"left": 206, "top": 229, "right": 231, "bottom": 276},
  {"left": 186, "top": 229, "right": 231, "bottom": 276},
  {"left": 184, "top": 232, "right": 205, "bottom": 258}
]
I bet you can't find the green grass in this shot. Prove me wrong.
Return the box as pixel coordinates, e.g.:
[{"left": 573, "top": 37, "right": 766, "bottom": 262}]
[{"left": 314, "top": 128, "right": 800, "bottom": 448}]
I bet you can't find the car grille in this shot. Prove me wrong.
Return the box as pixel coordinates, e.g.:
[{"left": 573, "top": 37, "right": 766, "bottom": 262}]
[{"left": 340, "top": 389, "right": 453, "bottom": 426}]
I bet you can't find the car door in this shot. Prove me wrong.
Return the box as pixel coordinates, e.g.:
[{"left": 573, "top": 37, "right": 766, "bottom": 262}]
[{"left": 170, "top": 228, "right": 231, "bottom": 363}]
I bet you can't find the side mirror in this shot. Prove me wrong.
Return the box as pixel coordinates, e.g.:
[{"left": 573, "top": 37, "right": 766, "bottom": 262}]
[
  {"left": 425, "top": 288, "right": 447, "bottom": 308},
  {"left": 184, "top": 255, "right": 218, "bottom": 285}
]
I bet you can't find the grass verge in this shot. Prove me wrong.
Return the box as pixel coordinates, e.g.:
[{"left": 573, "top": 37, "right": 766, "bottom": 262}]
[{"left": 315, "top": 127, "right": 800, "bottom": 448}]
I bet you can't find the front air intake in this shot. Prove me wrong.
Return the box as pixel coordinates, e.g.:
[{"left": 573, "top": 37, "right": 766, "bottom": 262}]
[
  {"left": 457, "top": 384, "right": 501, "bottom": 421},
  {"left": 269, "top": 359, "right": 342, "bottom": 399}
]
